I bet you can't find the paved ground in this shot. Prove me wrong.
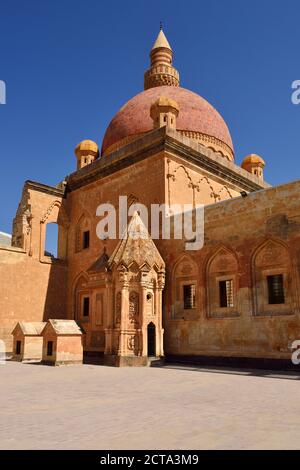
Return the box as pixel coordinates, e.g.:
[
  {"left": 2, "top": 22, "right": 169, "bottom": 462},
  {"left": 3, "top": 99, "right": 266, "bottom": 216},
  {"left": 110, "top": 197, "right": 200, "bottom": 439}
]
[{"left": 0, "top": 361, "right": 300, "bottom": 450}]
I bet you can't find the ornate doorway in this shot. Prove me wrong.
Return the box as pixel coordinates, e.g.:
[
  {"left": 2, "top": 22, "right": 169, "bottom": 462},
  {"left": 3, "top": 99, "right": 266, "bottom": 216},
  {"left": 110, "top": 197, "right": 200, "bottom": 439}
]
[{"left": 147, "top": 322, "right": 156, "bottom": 357}]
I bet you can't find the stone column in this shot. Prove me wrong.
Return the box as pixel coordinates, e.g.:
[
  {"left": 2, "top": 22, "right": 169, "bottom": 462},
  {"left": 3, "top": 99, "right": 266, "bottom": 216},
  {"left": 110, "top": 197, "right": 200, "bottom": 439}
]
[
  {"left": 118, "top": 271, "right": 129, "bottom": 357},
  {"left": 104, "top": 277, "right": 113, "bottom": 355},
  {"left": 157, "top": 270, "right": 166, "bottom": 357},
  {"left": 140, "top": 284, "right": 148, "bottom": 357}
]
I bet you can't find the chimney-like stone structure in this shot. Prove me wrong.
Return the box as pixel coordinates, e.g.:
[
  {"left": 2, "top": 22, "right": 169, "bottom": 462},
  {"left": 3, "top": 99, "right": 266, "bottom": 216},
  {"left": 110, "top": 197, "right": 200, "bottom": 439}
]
[
  {"left": 75, "top": 140, "right": 99, "bottom": 170},
  {"left": 150, "top": 95, "right": 179, "bottom": 130},
  {"left": 241, "top": 154, "right": 265, "bottom": 180}
]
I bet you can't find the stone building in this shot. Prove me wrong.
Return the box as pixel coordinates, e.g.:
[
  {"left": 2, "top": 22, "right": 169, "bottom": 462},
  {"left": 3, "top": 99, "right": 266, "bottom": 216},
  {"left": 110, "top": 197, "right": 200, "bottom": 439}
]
[
  {"left": 42, "top": 319, "right": 83, "bottom": 366},
  {"left": 12, "top": 321, "right": 46, "bottom": 362},
  {"left": 1, "top": 28, "right": 300, "bottom": 366}
]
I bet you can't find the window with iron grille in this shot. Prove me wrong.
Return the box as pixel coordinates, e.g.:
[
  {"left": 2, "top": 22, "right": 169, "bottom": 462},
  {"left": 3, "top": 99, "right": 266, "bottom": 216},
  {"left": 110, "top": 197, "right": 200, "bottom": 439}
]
[
  {"left": 267, "top": 274, "right": 285, "bottom": 304},
  {"left": 183, "top": 284, "right": 196, "bottom": 309},
  {"left": 219, "top": 280, "right": 234, "bottom": 308}
]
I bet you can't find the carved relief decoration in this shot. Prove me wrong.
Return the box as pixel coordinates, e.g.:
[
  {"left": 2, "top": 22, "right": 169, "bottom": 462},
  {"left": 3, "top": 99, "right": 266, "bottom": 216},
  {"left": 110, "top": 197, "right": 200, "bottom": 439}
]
[
  {"left": 115, "top": 291, "right": 121, "bottom": 325},
  {"left": 208, "top": 247, "right": 238, "bottom": 274},
  {"left": 255, "top": 240, "right": 288, "bottom": 268},
  {"left": 129, "top": 291, "right": 139, "bottom": 324}
]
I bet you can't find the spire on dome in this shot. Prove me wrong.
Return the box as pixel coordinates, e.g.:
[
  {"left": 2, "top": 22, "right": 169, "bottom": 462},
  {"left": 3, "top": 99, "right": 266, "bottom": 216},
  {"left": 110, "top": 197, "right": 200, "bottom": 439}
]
[
  {"left": 151, "top": 28, "right": 172, "bottom": 51},
  {"left": 144, "top": 28, "right": 180, "bottom": 90}
]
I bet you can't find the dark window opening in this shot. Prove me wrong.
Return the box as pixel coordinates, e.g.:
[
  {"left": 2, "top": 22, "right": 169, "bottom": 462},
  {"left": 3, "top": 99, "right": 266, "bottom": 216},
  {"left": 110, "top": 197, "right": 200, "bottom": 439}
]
[
  {"left": 147, "top": 293, "right": 152, "bottom": 301},
  {"left": 183, "top": 284, "right": 196, "bottom": 309},
  {"left": 147, "top": 323, "right": 156, "bottom": 357},
  {"left": 83, "top": 231, "right": 90, "bottom": 249},
  {"left": 164, "top": 116, "right": 167, "bottom": 122},
  {"left": 47, "top": 341, "right": 53, "bottom": 357},
  {"left": 16, "top": 340, "right": 21, "bottom": 355},
  {"left": 219, "top": 280, "right": 234, "bottom": 308},
  {"left": 83, "top": 297, "right": 90, "bottom": 317},
  {"left": 267, "top": 274, "right": 285, "bottom": 304}
]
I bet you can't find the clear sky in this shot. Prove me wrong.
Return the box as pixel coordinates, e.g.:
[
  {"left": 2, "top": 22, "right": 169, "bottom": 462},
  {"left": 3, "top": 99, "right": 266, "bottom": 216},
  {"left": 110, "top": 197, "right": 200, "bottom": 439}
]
[{"left": 0, "top": 0, "right": 300, "bottom": 235}]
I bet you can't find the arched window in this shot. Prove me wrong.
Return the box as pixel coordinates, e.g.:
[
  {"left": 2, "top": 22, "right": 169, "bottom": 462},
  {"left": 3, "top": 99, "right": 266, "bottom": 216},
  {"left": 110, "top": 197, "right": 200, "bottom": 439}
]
[
  {"left": 252, "top": 240, "right": 293, "bottom": 316},
  {"left": 40, "top": 200, "right": 68, "bottom": 261},
  {"left": 147, "top": 322, "right": 156, "bottom": 356},
  {"left": 206, "top": 247, "right": 239, "bottom": 318},
  {"left": 75, "top": 214, "right": 91, "bottom": 253},
  {"left": 172, "top": 255, "right": 198, "bottom": 320},
  {"left": 73, "top": 274, "right": 90, "bottom": 323},
  {"left": 44, "top": 223, "right": 58, "bottom": 258}
]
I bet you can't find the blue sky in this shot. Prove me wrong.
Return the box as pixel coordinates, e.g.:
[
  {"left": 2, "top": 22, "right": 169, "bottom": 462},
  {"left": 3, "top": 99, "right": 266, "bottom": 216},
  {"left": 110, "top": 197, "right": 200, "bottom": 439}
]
[{"left": 0, "top": 0, "right": 300, "bottom": 236}]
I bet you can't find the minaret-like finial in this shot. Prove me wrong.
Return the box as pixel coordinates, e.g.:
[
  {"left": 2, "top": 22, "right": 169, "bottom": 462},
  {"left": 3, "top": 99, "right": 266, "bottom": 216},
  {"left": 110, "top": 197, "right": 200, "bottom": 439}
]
[
  {"left": 160, "top": 21, "right": 163, "bottom": 31},
  {"left": 144, "top": 28, "right": 180, "bottom": 90}
]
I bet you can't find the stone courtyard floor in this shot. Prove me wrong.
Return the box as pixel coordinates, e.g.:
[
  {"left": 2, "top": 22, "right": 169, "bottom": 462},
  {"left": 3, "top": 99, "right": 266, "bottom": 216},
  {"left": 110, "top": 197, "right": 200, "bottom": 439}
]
[{"left": 0, "top": 361, "right": 300, "bottom": 450}]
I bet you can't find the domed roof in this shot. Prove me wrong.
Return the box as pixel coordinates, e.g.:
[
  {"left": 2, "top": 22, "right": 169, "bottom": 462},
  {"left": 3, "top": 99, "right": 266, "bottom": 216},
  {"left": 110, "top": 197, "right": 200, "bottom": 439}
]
[
  {"left": 242, "top": 153, "right": 265, "bottom": 166},
  {"left": 75, "top": 140, "right": 99, "bottom": 157},
  {"left": 101, "top": 86, "right": 233, "bottom": 157}
]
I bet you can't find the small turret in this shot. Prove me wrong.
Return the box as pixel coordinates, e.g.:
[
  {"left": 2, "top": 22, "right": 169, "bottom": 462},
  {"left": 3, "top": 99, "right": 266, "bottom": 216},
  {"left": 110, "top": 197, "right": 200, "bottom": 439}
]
[
  {"left": 241, "top": 154, "right": 265, "bottom": 180},
  {"left": 150, "top": 96, "right": 179, "bottom": 130},
  {"left": 75, "top": 140, "right": 99, "bottom": 170}
]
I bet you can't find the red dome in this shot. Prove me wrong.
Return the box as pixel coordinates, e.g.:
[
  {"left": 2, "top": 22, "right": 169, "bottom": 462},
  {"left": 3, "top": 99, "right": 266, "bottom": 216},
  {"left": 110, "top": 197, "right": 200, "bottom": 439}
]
[{"left": 101, "top": 86, "right": 233, "bottom": 157}]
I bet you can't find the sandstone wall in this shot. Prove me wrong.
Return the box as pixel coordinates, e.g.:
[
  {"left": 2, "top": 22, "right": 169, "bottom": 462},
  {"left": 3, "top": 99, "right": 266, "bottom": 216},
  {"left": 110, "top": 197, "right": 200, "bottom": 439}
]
[
  {"left": 0, "top": 182, "right": 68, "bottom": 353},
  {"left": 0, "top": 247, "right": 67, "bottom": 353},
  {"left": 161, "top": 179, "right": 300, "bottom": 360}
]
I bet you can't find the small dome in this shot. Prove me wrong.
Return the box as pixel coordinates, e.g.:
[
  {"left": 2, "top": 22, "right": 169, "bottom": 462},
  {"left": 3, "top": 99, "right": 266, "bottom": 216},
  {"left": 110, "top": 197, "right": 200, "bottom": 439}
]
[
  {"left": 150, "top": 95, "right": 179, "bottom": 111},
  {"left": 242, "top": 154, "right": 265, "bottom": 167},
  {"left": 75, "top": 140, "right": 99, "bottom": 158}
]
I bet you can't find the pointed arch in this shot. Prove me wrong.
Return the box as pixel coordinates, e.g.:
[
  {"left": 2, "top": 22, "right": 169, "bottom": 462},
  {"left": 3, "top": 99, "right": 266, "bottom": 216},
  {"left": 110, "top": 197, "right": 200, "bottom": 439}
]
[
  {"left": 197, "top": 176, "right": 219, "bottom": 202},
  {"left": 167, "top": 164, "right": 196, "bottom": 207},
  {"left": 172, "top": 165, "right": 194, "bottom": 187},
  {"left": 75, "top": 211, "right": 92, "bottom": 253},
  {"left": 206, "top": 245, "right": 239, "bottom": 275},
  {"left": 41, "top": 200, "right": 61, "bottom": 224},
  {"left": 40, "top": 200, "right": 69, "bottom": 261},
  {"left": 72, "top": 271, "right": 89, "bottom": 322},
  {"left": 217, "top": 185, "right": 233, "bottom": 201},
  {"left": 172, "top": 253, "right": 199, "bottom": 320},
  {"left": 206, "top": 245, "right": 240, "bottom": 318},
  {"left": 173, "top": 253, "right": 198, "bottom": 278},
  {"left": 252, "top": 238, "right": 290, "bottom": 269},
  {"left": 251, "top": 238, "right": 294, "bottom": 316}
]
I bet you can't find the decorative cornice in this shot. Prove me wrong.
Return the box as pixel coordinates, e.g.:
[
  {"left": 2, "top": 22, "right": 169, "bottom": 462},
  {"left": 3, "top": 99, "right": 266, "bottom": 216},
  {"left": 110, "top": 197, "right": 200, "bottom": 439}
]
[
  {"left": 24, "top": 180, "right": 66, "bottom": 198},
  {"left": 179, "top": 130, "right": 234, "bottom": 161},
  {"left": 66, "top": 127, "right": 269, "bottom": 193}
]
